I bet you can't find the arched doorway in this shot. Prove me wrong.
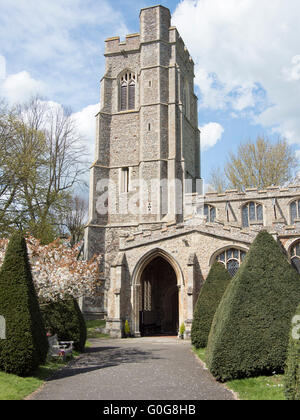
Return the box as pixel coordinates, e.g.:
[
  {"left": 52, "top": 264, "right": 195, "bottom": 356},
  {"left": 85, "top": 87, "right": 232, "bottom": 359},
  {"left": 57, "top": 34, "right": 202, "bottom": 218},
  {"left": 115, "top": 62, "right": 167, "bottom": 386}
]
[{"left": 139, "top": 256, "right": 179, "bottom": 336}]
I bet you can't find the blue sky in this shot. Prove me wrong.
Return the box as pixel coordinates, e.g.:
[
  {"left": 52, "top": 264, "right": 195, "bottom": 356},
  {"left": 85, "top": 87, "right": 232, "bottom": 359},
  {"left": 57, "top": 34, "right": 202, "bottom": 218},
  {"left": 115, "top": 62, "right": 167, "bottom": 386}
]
[{"left": 1, "top": 0, "right": 300, "bottom": 186}]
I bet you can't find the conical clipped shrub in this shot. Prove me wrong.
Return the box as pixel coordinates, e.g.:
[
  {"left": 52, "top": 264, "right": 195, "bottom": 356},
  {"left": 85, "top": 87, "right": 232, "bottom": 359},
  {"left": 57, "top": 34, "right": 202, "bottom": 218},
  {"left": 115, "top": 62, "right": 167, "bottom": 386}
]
[
  {"left": 0, "top": 233, "right": 48, "bottom": 376},
  {"left": 41, "top": 298, "right": 87, "bottom": 352},
  {"left": 206, "top": 231, "right": 300, "bottom": 382},
  {"left": 284, "top": 302, "right": 300, "bottom": 400},
  {"left": 191, "top": 262, "right": 231, "bottom": 349}
]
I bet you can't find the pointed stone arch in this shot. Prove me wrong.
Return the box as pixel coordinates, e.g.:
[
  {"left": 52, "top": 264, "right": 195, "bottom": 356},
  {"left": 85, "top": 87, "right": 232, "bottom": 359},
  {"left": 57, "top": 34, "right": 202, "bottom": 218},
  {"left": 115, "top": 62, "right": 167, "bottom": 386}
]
[
  {"left": 132, "top": 247, "right": 184, "bottom": 287},
  {"left": 131, "top": 248, "right": 184, "bottom": 336}
]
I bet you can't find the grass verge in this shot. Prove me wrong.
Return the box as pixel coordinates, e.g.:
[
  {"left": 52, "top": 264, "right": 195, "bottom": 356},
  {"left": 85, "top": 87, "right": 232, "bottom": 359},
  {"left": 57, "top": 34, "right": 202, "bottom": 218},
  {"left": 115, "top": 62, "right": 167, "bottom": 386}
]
[
  {"left": 193, "top": 347, "right": 285, "bottom": 401},
  {"left": 86, "top": 319, "right": 110, "bottom": 339},
  {"left": 0, "top": 319, "right": 105, "bottom": 400},
  {"left": 0, "top": 358, "right": 67, "bottom": 400}
]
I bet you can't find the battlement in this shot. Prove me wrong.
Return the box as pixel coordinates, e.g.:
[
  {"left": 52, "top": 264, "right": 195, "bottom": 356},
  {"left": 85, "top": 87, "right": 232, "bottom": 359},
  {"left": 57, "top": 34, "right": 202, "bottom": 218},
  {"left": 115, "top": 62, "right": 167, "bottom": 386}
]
[
  {"left": 105, "top": 33, "right": 140, "bottom": 55},
  {"left": 185, "top": 184, "right": 300, "bottom": 203},
  {"left": 105, "top": 5, "right": 194, "bottom": 66},
  {"left": 169, "top": 27, "right": 194, "bottom": 67}
]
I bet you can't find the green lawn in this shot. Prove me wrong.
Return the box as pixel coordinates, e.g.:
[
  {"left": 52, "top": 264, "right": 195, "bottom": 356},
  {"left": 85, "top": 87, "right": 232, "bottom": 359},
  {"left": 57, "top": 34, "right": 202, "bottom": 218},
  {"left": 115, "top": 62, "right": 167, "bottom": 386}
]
[
  {"left": 0, "top": 319, "right": 107, "bottom": 400},
  {"left": 193, "top": 347, "right": 285, "bottom": 401},
  {"left": 86, "top": 319, "right": 110, "bottom": 339},
  {"left": 0, "top": 359, "right": 67, "bottom": 400}
]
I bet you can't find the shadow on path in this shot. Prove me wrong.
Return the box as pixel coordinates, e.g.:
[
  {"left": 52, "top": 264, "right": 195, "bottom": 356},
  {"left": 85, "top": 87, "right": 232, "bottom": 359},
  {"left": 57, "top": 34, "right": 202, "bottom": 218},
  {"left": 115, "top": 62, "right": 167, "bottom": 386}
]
[{"left": 47, "top": 344, "right": 163, "bottom": 381}]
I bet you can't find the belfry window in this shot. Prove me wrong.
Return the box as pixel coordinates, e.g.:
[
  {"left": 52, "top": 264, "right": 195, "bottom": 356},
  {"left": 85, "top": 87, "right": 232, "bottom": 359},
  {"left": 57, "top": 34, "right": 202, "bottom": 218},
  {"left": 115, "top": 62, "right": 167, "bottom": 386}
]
[
  {"left": 242, "top": 202, "right": 263, "bottom": 227},
  {"left": 290, "top": 199, "right": 300, "bottom": 224},
  {"left": 120, "top": 72, "right": 136, "bottom": 111},
  {"left": 216, "top": 248, "right": 247, "bottom": 277}
]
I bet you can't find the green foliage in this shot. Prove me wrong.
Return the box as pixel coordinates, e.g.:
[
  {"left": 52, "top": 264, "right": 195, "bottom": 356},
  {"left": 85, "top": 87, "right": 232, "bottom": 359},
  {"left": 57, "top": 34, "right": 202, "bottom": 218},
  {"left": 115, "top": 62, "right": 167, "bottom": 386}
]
[
  {"left": 206, "top": 231, "right": 300, "bottom": 382},
  {"left": 124, "top": 320, "right": 131, "bottom": 338},
  {"left": 41, "top": 298, "right": 87, "bottom": 352},
  {"left": 191, "top": 262, "right": 231, "bottom": 349},
  {"left": 225, "top": 136, "right": 298, "bottom": 191},
  {"left": 86, "top": 319, "right": 109, "bottom": 339},
  {"left": 284, "top": 302, "right": 300, "bottom": 400},
  {"left": 0, "top": 233, "right": 48, "bottom": 376},
  {"left": 179, "top": 322, "right": 186, "bottom": 337}
]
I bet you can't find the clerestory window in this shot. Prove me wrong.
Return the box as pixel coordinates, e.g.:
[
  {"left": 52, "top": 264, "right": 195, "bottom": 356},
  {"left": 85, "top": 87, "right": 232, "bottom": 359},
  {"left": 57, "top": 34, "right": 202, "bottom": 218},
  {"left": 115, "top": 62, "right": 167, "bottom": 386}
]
[
  {"left": 120, "top": 71, "right": 136, "bottom": 111},
  {"left": 290, "top": 241, "right": 300, "bottom": 273},
  {"left": 242, "top": 202, "right": 263, "bottom": 228},
  {"left": 290, "top": 199, "right": 300, "bottom": 224},
  {"left": 204, "top": 204, "right": 216, "bottom": 223}
]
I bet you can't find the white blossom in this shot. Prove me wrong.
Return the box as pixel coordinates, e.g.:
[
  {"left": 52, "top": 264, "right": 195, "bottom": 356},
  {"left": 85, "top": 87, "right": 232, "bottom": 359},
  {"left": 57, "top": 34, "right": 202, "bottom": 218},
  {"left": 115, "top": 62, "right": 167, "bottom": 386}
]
[{"left": 0, "top": 237, "right": 101, "bottom": 303}]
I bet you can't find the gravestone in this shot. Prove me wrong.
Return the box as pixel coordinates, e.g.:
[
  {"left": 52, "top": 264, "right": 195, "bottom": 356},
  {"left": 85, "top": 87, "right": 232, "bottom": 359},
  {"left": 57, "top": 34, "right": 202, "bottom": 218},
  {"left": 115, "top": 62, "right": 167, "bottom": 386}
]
[{"left": 0, "top": 316, "right": 5, "bottom": 339}]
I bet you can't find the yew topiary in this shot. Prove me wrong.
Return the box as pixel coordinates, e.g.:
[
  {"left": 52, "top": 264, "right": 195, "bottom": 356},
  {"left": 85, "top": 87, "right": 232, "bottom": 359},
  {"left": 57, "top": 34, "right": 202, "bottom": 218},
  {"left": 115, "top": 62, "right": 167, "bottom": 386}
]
[
  {"left": 191, "top": 262, "right": 231, "bottom": 349},
  {"left": 0, "top": 233, "right": 48, "bottom": 376},
  {"left": 206, "top": 231, "right": 300, "bottom": 382},
  {"left": 284, "top": 302, "right": 300, "bottom": 400},
  {"left": 41, "top": 298, "right": 87, "bottom": 352}
]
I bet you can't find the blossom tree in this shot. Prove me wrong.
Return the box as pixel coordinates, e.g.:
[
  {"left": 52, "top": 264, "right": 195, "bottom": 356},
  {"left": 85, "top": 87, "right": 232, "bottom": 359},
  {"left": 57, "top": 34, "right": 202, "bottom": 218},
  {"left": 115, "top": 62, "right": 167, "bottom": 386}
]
[{"left": 0, "top": 236, "right": 101, "bottom": 302}]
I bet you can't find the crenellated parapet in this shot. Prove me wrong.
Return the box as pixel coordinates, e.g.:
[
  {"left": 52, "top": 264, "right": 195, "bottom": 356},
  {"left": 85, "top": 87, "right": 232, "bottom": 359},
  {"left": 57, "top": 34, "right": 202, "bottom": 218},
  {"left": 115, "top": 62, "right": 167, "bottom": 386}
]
[
  {"left": 105, "top": 34, "right": 141, "bottom": 55},
  {"left": 169, "top": 27, "right": 194, "bottom": 70},
  {"left": 203, "top": 185, "right": 300, "bottom": 202}
]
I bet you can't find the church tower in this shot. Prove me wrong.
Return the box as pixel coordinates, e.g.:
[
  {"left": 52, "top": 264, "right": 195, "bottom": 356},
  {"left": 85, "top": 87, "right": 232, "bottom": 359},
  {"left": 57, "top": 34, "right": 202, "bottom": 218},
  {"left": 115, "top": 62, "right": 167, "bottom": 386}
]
[
  {"left": 85, "top": 5, "right": 200, "bottom": 261},
  {"left": 84, "top": 6, "right": 201, "bottom": 328}
]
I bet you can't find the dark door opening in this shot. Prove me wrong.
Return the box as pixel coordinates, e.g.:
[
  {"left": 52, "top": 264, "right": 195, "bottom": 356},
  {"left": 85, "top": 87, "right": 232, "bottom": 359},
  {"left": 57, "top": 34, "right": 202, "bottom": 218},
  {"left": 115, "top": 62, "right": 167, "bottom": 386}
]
[{"left": 139, "top": 256, "right": 179, "bottom": 336}]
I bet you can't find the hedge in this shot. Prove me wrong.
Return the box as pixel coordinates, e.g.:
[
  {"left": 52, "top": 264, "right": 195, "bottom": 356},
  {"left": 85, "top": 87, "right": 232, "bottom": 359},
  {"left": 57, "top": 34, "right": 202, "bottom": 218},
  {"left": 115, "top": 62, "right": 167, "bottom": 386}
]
[
  {"left": 206, "top": 231, "right": 300, "bottom": 382},
  {"left": 191, "top": 262, "right": 231, "bottom": 349},
  {"left": 41, "top": 298, "right": 87, "bottom": 352},
  {"left": 284, "top": 302, "right": 300, "bottom": 400},
  {"left": 0, "top": 233, "right": 48, "bottom": 376}
]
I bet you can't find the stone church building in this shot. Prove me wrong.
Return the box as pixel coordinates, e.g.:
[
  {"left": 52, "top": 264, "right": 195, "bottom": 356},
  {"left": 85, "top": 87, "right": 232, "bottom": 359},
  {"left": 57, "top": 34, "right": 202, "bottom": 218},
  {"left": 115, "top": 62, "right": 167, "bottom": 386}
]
[{"left": 84, "top": 5, "right": 300, "bottom": 338}]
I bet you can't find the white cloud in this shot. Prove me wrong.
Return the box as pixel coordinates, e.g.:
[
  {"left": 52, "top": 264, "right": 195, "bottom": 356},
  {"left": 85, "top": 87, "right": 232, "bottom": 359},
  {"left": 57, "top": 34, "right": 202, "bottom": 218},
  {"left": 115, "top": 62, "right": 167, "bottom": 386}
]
[
  {"left": 72, "top": 103, "right": 99, "bottom": 161},
  {"left": 0, "top": 71, "right": 46, "bottom": 104},
  {"left": 172, "top": 0, "right": 300, "bottom": 143},
  {"left": 282, "top": 55, "right": 300, "bottom": 82},
  {"left": 200, "top": 122, "right": 224, "bottom": 151},
  {"left": 0, "top": 0, "right": 129, "bottom": 109},
  {"left": 0, "top": 55, "right": 6, "bottom": 80}
]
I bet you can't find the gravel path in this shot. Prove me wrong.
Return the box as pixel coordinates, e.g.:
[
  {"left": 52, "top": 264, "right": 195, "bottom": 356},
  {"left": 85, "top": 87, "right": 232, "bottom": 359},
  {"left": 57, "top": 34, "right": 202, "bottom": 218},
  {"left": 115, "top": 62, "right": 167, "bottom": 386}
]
[{"left": 31, "top": 337, "right": 235, "bottom": 400}]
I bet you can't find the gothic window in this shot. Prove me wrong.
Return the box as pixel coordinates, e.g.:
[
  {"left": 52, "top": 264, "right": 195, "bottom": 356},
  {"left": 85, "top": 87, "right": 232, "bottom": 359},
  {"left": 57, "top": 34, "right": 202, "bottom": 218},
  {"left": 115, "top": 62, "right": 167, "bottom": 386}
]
[
  {"left": 242, "top": 202, "right": 263, "bottom": 227},
  {"left": 143, "top": 279, "right": 152, "bottom": 311},
  {"left": 216, "top": 248, "right": 247, "bottom": 277},
  {"left": 204, "top": 204, "right": 216, "bottom": 223},
  {"left": 120, "top": 71, "right": 136, "bottom": 111},
  {"left": 290, "top": 241, "right": 300, "bottom": 273},
  {"left": 290, "top": 199, "right": 300, "bottom": 224}
]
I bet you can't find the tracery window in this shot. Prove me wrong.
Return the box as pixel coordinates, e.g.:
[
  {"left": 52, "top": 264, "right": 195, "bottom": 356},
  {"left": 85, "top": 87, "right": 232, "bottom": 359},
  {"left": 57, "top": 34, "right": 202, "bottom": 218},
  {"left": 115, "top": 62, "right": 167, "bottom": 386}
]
[
  {"left": 290, "top": 199, "right": 300, "bottom": 224},
  {"left": 204, "top": 204, "right": 216, "bottom": 223},
  {"left": 290, "top": 241, "right": 300, "bottom": 273},
  {"left": 242, "top": 202, "right": 263, "bottom": 227},
  {"left": 216, "top": 248, "right": 247, "bottom": 277},
  {"left": 120, "top": 71, "right": 136, "bottom": 111}
]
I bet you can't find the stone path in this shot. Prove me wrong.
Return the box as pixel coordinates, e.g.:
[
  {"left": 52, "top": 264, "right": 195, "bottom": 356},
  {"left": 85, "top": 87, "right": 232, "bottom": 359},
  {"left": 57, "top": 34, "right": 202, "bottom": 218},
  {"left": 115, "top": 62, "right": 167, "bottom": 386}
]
[{"left": 31, "top": 337, "right": 235, "bottom": 400}]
